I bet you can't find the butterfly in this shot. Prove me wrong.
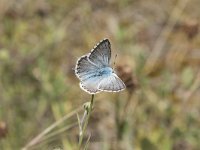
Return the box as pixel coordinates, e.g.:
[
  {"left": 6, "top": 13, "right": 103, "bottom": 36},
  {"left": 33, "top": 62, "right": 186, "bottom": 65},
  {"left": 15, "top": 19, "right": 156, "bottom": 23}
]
[{"left": 75, "top": 38, "right": 126, "bottom": 94}]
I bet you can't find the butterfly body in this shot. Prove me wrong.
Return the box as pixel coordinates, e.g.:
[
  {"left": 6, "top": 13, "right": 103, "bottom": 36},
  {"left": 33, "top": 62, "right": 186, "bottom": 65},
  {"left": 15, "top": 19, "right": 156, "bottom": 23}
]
[
  {"left": 75, "top": 39, "right": 126, "bottom": 94},
  {"left": 92, "top": 67, "right": 113, "bottom": 78}
]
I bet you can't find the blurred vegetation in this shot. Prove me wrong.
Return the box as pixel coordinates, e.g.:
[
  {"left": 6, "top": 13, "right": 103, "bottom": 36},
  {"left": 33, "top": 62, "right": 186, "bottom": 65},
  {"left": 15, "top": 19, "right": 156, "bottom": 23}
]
[{"left": 0, "top": 0, "right": 200, "bottom": 150}]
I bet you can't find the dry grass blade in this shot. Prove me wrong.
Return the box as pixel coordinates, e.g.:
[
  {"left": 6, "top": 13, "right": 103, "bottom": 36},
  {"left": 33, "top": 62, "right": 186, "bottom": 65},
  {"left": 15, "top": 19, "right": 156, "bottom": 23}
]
[
  {"left": 22, "top": 106, "right": 82, "bottom": 150},
  {"left": 144, "top": 0, "right": 190, "bottom": 75},
  {"left": 183, "top": 70, "right": 200, "bottom": 102}
]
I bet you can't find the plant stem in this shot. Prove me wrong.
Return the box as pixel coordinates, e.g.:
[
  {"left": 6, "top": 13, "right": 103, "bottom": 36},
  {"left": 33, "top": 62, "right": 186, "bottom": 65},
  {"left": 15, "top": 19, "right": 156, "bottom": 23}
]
[{"left": 78, "top": 94, "right": 94, "bottom": 149}]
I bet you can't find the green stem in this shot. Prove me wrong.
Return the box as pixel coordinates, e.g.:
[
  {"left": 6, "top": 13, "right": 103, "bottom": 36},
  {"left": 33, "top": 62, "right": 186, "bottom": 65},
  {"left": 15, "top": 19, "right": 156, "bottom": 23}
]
[{"left": 78, "top": 94, "right": 94, "bottom": 149}]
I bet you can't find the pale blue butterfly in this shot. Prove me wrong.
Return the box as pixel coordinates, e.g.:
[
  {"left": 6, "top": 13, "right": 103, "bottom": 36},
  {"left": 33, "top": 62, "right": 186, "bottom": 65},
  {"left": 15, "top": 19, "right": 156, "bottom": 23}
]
[{"left": 75, "top": 39, "right": 126, "bottom": 94}]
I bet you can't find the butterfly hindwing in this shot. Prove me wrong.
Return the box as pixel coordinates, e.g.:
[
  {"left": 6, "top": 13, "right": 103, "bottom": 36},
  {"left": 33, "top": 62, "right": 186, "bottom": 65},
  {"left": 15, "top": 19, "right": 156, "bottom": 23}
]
[
  {"left": 98, "top": 73, "right": 126, "bottom": 92},
  {"left": 79, "top": 67, "right": 112, "bottom": 94},
  {"left": 79, "top": 72, "right": 104, "bottom": 94}
]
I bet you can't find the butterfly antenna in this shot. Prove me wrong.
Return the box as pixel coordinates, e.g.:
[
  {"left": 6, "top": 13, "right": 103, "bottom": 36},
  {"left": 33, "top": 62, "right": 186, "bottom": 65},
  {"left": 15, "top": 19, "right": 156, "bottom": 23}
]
[{"left": 113, "top": 54, "right": 117, "bottom": 70}]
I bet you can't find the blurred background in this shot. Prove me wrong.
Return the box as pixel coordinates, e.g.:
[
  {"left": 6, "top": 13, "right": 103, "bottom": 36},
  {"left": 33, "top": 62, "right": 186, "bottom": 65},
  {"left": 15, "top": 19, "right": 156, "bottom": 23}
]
[{"left": 0, "top": 0, "right": 200, "bottom": 149}]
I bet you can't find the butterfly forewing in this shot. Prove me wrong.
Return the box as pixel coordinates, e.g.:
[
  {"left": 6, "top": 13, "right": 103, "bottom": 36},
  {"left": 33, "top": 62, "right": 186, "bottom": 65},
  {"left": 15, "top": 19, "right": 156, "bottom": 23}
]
[
  {"left": 75, "top": 55, "right": 99, "bottom": 81},
  {"left": 88, "top": 39, "right": 111, "bottom": 67}
]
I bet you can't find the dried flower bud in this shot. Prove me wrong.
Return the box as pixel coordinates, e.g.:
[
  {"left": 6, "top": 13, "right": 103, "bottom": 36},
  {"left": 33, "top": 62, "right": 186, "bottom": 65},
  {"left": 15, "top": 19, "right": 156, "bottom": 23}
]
[
  {"left": 0, "top": 121, "right": 8, "bottom": 139},
  {"left": 116, "top": 65, "right": 138, "bottom": 94},
  {"left": 182, "top": 20, "right": 199, "bottom": 39},
  {"left": 173, "top": 140, "right": 192, "bottom": 150}
]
